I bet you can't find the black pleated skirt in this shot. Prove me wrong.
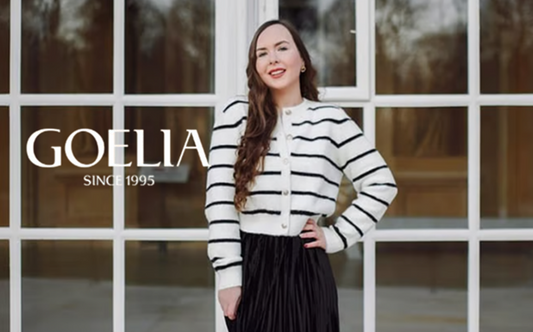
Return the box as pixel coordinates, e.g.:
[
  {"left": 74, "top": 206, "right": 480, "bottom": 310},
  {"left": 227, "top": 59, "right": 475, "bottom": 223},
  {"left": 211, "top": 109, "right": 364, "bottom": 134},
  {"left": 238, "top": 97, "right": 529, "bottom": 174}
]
[{"left": 225, "top": 231, "right": 340, "bottom": 332}]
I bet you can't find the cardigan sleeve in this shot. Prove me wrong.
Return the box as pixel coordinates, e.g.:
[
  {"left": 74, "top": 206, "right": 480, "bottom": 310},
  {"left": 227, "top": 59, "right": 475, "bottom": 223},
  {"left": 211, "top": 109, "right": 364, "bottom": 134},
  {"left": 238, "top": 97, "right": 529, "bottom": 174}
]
[
  {"left": 205, "top": 98, "right": 247, "bottom": 289},
  {"left": 321, "top": 109, "right": 398, "bottom": 253}
]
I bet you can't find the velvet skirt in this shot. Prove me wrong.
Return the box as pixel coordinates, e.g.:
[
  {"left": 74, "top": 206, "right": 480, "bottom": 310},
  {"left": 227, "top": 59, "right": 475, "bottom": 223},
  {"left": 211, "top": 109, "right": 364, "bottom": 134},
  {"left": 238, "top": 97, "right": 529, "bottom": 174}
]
[{"left": 225, "top": 230, "right": 340, "bottom": 332}]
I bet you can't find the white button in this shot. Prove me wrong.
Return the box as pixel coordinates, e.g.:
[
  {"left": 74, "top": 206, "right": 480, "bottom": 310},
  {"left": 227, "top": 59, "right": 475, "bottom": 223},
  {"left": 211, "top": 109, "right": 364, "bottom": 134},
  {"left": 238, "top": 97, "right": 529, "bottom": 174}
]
[
  {"left": 282, "top": 189, "right": 289, "bottom": 195},
  {"left": 281, "top": 223, "right": 288, "bottom": 229},
  {"left": 283, "top": 158, "right": 289, "bottom": 165},
  {"left": 286, "top": 134, "right": 293, "bottom": 140},
  {"left": 285, "top": 109, "right": 292, "bottom": 115}
]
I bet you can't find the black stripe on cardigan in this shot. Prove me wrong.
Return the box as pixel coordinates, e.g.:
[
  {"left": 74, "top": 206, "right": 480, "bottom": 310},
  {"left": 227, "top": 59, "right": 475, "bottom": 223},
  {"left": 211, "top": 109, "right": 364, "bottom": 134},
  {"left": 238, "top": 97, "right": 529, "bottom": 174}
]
[
  {"left": 205, "top": 200, "right": 234, "bottom": 209},
  {"left": 359, "top": 191, "right": 390, "bottom": 206},
  {"left": 353, "top": 203, "right": 378, "bottom": 223},
  {"left": 333, "top": 225, "right": 348, "bottom": 249},
  {"left": 341, "top": 149, "right": 377, "bottom": 170},
  {"left": 222, "top": 100, "right": 248, "bottom": 113},
  {"left": 214, "top": 261, "right": 242, "bottom": 271},
  {"left": 339, "top": 215, "right": 364, "bottom": 237},
  {"left": 291, "top": 190, "right": 336, "bottom": 203},
  {"left": 292, "top": 133, "right": 363, "bottom": 148},
  {"left": 213, "top": 116, "right": 247, "bottom": 131},
  {"left": 352, "top": 165, "right": 388, "bottom": 183},
  {"left": 292, "top": 117, "right": 351, "bottom": 127},
  {"left": 241, "top": 209, "right": 282, "bottom": 215},
  {"left": 209, "top": 219, "right": 240, "bottom": 225},
  {"left": 291, "top": 171, "right": 339, "bottom": 187},
  {"left": 206, "top": 182, "right": 235, "bottom": 192},
  {"left": 208, "top": 238, "right": 241, "bottom": 244}
]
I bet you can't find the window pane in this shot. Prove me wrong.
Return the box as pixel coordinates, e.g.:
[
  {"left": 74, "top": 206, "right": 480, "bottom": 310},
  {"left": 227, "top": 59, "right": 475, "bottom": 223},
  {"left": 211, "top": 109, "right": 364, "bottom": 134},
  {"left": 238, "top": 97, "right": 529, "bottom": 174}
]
[
  {"left": 22, "top": 240, "right": 112, "bottom": 332},
  {"left": 481, "top": 0, "right": 533, "bottom": 93},
  {"left": 21, "top": 0, "right": 113, "bottom": 93},
  {"left": 0, "top": 0, "right": 9, "bottom": 93},
  {"left": 376, "top": 0, "right": 468, "bottom": 94},
  {"left": 279, "top": 0, "right": 357, "bottom": 87},
  {"left": 376, "top": 108, "right": 468, "bottom": 228},
  {"left": 125, "top": 241, "right": 215, "bottom": 331},
  {"left": 481, "top": 242, "right": 533, "bottom": 331},
  {"left": 124, "top": 107, "right": 212, "bottom": 228},
  {"left": 125, "top": 0, "right": 215, "bottom": 94},
  {"left": 1, "top": 107, "right": 8, "bottom": 227},
  {"left": 0, "top": 241, "right": 8, "bottom": 331},
  {"left": 329, "top": 250, "right": 363, "bottom": 331},
  {"left": 21, "top": 107, "right": 113, "bottom": 227},
  {"left": 481, "top": 107, "right": 533, "bottom": 227},
  {"left": 377, "top": 242, "right": 467, "bottom": 332}
]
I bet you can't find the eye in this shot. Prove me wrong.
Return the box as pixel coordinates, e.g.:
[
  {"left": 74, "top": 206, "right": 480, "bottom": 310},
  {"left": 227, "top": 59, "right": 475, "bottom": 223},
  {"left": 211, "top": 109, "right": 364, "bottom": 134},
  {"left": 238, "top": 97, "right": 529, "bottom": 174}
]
[
  {"left": 257, "top": 52, "right": 267, "bottom": 58},
  {"left": 279, "top": 46, "right": 288, "bottom": 51}
]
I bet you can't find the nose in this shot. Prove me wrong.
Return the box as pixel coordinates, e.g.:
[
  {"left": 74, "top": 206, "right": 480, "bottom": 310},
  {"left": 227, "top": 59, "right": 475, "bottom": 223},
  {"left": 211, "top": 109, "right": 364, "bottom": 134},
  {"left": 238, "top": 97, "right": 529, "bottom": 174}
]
[{"left": 268, "top": 52, "right": 279, "bottom": 64}]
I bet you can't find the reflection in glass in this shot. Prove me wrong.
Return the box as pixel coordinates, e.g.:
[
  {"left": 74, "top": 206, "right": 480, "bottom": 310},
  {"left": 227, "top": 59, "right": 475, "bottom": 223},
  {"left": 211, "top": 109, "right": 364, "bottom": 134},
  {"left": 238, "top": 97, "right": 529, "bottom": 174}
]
[
  {"left": 125, "top": 241, "right": 215, "bottom": 331},
  {"left": 21, "top": 107, "right": 113, "bottom": 227},
  {"left": 481, "top": 107, "right": 533, "bottom": 227},
  {"left": 0, "top": 0, "right": 9, "bottom": 93},
  {"left": 0, "top": 241, "right": 8, "bottom": 331},
  {"left": 329, "top": 250, "right": 363, "bottom": 332},
  {"left": 376, "top": 0, "right": 468, "bottom": 94},
  {"left": 376, "top": 108, "right": 468, "bottom": 228},
  {"left": 279, "top": 0, "right": 356, "bottom": 87},
  {"left": 22, "top": 240, "right": 112, "bottom": 332},
  {"left": 481, "top": 0, "right": 533, "bottom": 93},
  {"left": 0, "top": 108, "right": 8, "bottom": 227},
  {"left": 21, "top": 0, "right": 113, "bottom": 93},
  {"left": 125, "top": 0, "right": 215, "bottom": 94},
  {"left": 124, "top": 107, "right": 213, "bottom": 228},
  {"left": 377, "top": 242, "right": 468, "bottom": 332},
  {"left": 481, "top": 242, "right": 533, "bottom": 331}
]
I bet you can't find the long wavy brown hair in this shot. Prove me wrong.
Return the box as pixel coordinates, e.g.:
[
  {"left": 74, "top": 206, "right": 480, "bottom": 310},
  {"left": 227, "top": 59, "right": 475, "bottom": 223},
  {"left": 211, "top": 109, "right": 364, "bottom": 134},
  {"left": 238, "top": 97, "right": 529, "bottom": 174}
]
[{"left": 234, "top": 20, "right": 319, "bottom": 212}]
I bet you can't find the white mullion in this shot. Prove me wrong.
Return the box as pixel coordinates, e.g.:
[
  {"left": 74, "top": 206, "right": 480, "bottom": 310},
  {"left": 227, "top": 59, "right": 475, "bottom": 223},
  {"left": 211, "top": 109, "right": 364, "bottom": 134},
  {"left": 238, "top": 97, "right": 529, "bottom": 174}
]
[
  {"left": 374, "top": 94, "right": 471, "bottom": 107},
  {"left": 369, "top": 0, "right": 376, "bottom": 98},
  {"left": 9, "top": 0, "right": 22, "bottom": 331},
  {"left": 259, "top": 0, "right": 278, "bottom": 22},
  {"left": 372, "top": 229, "right": 470, "bottom": 242},
  {"left": 123, "top": 94, "right": 219, "bottom": 107},
  {"left": 363, "top": 99, "right": 376, "bottom": 332},
  {"left": 357, "top": 0, "right": 371, "bottom": 99},
  {"left": 122, "top": 229, "right": 208, "bottom": 241},
  {"left": 478, "top": 94, "right": 533, "bottom": 106},
  {"left": 467, "top": 0, "right": 481, "bottom": 331},
  {"left": 18, "top": 94, "right": 115, "bottom": 106},
  {"left": 215, "top": 1, "right": 238, "bottom": 331},
  {"left": 363, "top": 239, "right": 376, "bottom": 332},
  {"left": 478, "top": 230, "right": 533, "bottom": 241},
  {"left": 0, "top": 95, "right": 9, "bottom": 105},
  {"left": 6, "top": 227, "right": 533, "bottom": 242},
  {"left": 113, "top": 1, "right": 125, "bottom": 332},
  {"left": 363, "top": 103, "right": 375, "bottom": 145},
  {"left": 319, "top": 87, "right": 369, "bottom": 101}
]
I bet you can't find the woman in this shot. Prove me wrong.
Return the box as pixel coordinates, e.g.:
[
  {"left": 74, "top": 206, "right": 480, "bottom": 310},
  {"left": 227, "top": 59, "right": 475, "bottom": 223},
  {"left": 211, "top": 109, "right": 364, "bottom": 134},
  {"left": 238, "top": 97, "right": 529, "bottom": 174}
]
[{"left": 205, "top": 19, "right": 397, "bottom": 332}]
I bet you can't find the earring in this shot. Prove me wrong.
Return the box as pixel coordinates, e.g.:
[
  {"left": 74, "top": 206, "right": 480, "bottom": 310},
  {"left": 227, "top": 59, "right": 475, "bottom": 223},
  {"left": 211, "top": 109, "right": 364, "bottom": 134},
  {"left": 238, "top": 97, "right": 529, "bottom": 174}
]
[{"left": 301, "top": 65, "right": 306, "bottom": 73}]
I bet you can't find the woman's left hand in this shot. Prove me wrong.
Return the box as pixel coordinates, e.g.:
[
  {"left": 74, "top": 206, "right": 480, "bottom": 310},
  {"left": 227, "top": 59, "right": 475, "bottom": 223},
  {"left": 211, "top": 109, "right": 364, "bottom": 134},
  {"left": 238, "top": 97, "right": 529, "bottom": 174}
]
[{"left": 299, "top": 219, "right": 327, "bottom": 250}]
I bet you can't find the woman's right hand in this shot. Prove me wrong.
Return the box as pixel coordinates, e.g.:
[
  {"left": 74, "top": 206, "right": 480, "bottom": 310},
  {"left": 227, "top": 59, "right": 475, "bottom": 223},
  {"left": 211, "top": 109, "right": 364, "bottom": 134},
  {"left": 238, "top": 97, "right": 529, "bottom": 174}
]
[{"left": 218, "top": 286, "right": 242, "bottom": 320}]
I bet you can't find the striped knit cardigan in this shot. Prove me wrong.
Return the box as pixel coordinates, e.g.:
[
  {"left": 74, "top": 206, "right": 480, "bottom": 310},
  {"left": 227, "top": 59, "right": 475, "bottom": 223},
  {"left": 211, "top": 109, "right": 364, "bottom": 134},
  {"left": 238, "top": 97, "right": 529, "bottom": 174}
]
[{"left": 205, "top": 97, "right": 397, "bottom": 290}]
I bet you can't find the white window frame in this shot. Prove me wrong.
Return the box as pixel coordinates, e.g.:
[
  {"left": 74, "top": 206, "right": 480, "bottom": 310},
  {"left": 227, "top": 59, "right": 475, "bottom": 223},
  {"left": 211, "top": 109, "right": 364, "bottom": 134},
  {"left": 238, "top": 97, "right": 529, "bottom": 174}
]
[{"left": 1, "top": 1, "right": 533, "bottom": 332}]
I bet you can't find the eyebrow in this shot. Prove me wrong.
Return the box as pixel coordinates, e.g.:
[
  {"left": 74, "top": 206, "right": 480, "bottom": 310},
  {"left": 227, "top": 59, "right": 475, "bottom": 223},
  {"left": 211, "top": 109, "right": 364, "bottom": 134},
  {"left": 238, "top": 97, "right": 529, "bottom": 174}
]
[{"left": 256, "top": 40, "right": 289, "bottom": 52}]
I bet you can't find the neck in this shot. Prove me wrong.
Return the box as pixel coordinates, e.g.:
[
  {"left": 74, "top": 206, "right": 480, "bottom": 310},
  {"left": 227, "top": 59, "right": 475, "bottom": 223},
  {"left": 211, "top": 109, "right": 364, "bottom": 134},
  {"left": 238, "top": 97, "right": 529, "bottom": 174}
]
[{"left": 272, "top": 85, "right": 303, "bottom": 110}]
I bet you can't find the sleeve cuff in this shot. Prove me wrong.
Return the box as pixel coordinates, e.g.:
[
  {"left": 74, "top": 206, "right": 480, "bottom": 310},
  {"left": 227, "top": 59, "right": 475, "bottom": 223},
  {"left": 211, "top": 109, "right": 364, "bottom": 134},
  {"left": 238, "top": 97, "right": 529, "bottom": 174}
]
[
  {"left": 321, "top": 226, "right": 345, "bottom": 254},
  {"left": 217, "top": 265, "right": 242, "bottom": 290}
]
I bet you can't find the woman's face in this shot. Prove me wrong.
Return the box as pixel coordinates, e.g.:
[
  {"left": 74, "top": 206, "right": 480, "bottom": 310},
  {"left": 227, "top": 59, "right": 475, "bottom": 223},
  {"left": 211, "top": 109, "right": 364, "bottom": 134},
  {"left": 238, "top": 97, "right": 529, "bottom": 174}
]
[{"left": 255, "top": 24, "right": 304, "bottom": 93}]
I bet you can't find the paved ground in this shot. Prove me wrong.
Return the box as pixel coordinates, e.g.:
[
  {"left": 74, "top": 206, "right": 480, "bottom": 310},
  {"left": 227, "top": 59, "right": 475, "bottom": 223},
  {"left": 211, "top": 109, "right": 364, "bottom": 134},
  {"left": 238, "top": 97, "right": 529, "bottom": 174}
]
[{"left": 1, "top": 278, "right": 532, "bottom": 332}]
